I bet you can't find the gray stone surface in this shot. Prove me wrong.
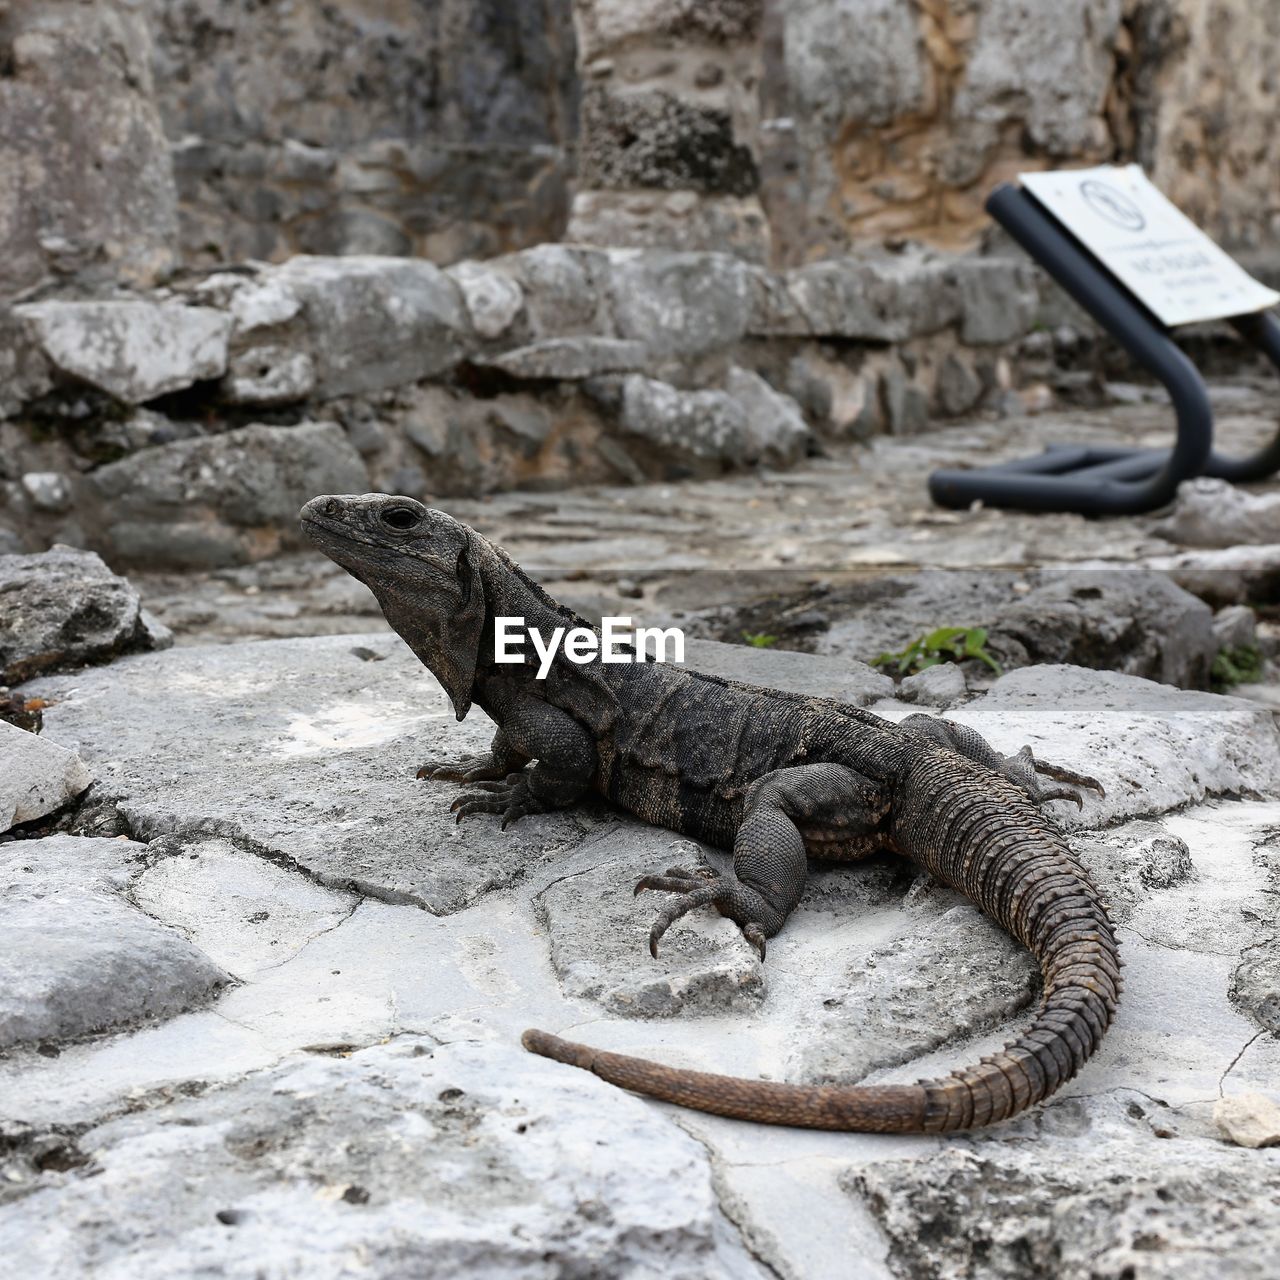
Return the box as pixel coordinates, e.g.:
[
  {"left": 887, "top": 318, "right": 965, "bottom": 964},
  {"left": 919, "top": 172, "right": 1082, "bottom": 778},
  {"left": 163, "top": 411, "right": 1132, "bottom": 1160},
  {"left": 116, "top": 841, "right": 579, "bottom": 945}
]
[
  {"left": 848, "top": 1135, "right": 1280, "bottom": 1280},
  {"left": 28, "top": 634, "right": 598, "bottom": 915},
  {"left": 534, "top": 825, "right": 762, "bottom": 1017},
  {"left": 0, "top": 834, "right": 227, "bottom": 1050},
  {"left": 15, "top": 301, "right": 230, "bottom": 404},
  {"left": 608, "top": 250, "right": 753, "bottom": 359},
  {"left": 447, "top": 260, "right": 526, "bottom": 339},
  {"left": 0, "top": 546, "right": 172, "bottom": 684},
  {"left": 0, "top": 1037, "right": 758, "bottom": 1280},
  {"left": 4, "top": 619, "right": 1280, "bottom": 1278},
  {"left": 132, "top": 837, "right": 359, "bottom": 979},
  {"left": 148, "top": 0, "right": 578, "bottom": 267},
  {"left": 790, "top": 902, "right": 1036, "bottom": 1086},
  {"left": 270, "top": 257, "right": 472, "bottom": 398},
  {"left": 481, "top": 336, "right": 649, "bottom": 381},
  {"left": 1157, "top": 477, "right": 1280, "bottom": 549},
  {"left": 946, "top": 665, "right": 1280, "bottom": 829},
  {"left": 88, "top": 421, "right": 368, "bottom": 568},
  {"left": 685, "top": 638, "right": 894, "bottom": 705},
  {"left": 0, "top": 0, "right": 177, "bottom": 301},
  {"left": 221, "top": 345, "right": 317, "bottom": 406},
  {"left": 1213, "top": 605, "right": 1258, "bottom": 653},
  {"left": 814, "top": 569, "right": 1217, "bottom": 690},
  {"left": 899, "top": 662, "right": 967, "bottom": 707},
  {"left": 20, "top": 472, "right": 72, "bottom": 513},
  {"left": 1232, "top": 939, "right": 1280, "bottom": 1035},
  {"left": 499, "top": 244, "right": 615, "bottom": 339},
  {"left": 724, "top": 366, "right": 812, "bottom": 466},
  {"left": 0, "top": 722, "right": 93, "bottom": 832},
  {"left": 1070, "top": 821, "right": 1195, "bottom": 923},
  {"left": 617, "top": 374, "right": 750, "bottom": 462},
  {"left": 957, "top": 0, "right": 1126, "bottom": 157},
  {"left": 781, "top": 254, "right": 960, "bottom": 342}
]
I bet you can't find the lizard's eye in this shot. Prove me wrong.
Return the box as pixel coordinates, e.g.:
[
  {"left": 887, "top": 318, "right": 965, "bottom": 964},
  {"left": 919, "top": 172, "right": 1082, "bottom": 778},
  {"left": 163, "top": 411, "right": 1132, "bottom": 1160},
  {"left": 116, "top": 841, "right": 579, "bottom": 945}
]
[{"left": 381, "top": 506, "right": 421, "bottom": 532}]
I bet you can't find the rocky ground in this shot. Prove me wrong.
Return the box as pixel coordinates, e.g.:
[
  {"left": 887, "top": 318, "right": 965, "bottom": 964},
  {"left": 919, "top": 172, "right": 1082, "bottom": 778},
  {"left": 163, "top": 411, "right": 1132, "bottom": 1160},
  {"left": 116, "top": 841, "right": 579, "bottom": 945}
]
[{"left": 3, "top": 393, "right": 1280, "bottom": 1278}]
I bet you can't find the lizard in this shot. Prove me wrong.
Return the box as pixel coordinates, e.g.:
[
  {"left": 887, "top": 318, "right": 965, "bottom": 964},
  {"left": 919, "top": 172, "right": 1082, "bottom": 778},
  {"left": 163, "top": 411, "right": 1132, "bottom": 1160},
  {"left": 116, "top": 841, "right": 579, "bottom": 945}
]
[{"left": 300, "top": 493, "right": 1121, "bottom": 1134}]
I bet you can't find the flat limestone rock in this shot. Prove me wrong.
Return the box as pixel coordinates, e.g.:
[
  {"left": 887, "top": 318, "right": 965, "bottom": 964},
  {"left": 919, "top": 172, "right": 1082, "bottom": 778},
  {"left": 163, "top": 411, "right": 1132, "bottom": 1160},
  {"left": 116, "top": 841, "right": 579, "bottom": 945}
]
[
  {"left": 846, "top": 1134, "right": 1280, "bottom": 1280},
  {"left": 944, "top": 665, "right": 1280, "bottom": 829},
  {"left": 533, "top": 824, "right": 762, "bottom": 1017},
  {"left": 1215, "top": 1092, "right": 1280, "bottom": 1149},
  {"left": 1069, "top": 820, "right": 1195, "bottom": 922},
  {"left": 29, "top": 634, "right": 596, "bottom": 914},
  {"left": 0, "top": 1037, "right": 745, "bottom": 1280},
  {"left": 0, "top": 546, "right": 172, "bottom": 684},
  {"left": 0, "top": 833, "right": 137, "bottom": 898},
  {"left": 685, "top": 638, "right": 893, "bottom": 706},
  {"left": 15, "top": 301, "right": 230, "bottom": 404},
  {"left": 0, "top": 834, "right": 227, "bottom": 1049},
  {"left": 814, "top": 568, "right": 1216, "bottom": 691},
  {"left": 132, "top": 838, "right": 359, "bottom": 979},
  {"left": 1, "top": 722, "right": 93, "bottom": 831},
  {"left": 788, "top": 902, "right": 1037, "bottom": 1086}
]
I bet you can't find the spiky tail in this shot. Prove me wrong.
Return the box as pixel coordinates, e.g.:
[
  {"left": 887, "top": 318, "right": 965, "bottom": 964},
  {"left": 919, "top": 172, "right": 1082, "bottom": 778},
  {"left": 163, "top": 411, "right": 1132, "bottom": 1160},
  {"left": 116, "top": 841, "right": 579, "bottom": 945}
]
[{"left": 522, "top": 754, "right": 1121, "bottom": 1132}]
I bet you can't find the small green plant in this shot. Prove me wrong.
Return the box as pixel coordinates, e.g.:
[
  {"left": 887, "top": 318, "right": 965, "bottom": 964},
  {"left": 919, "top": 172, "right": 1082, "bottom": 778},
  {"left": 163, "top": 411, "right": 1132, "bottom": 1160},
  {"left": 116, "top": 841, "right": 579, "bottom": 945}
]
[
  {"left": 1211, "top": 645, "right": 1264, "bottom": 691},
  {"left": 873, "top": 626, "right": 1003, "bottom": 678},
  {"left": 742, "top": 631, "right": 779, "bottom": 648}
]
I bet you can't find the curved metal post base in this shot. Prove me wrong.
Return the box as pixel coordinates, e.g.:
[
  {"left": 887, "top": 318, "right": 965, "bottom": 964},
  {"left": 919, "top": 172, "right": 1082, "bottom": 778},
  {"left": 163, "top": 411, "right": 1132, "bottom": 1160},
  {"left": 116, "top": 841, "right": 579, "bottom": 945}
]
[{"left": 929, "top": 184, "right": 1280, "bottom": 515}]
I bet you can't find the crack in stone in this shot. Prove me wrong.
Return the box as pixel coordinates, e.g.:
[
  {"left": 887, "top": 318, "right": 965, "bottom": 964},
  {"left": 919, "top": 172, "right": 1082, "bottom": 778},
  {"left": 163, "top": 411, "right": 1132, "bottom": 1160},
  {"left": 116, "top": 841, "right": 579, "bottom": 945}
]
[
  {"left": 248, "top": 896, "right": 366, "bottom": 975},
  {"left": 1118, "top": 923, "right": 1233, "bottom": 957},
  {"left": 671, "top": 1116, "right": 790, "bottom": 1280},
  {"left": 116, "top": 805, "right": 429, "bottom": 910},
  {"left": 1219, "top": 1030, "right": 1267, "bottom": 1096}
]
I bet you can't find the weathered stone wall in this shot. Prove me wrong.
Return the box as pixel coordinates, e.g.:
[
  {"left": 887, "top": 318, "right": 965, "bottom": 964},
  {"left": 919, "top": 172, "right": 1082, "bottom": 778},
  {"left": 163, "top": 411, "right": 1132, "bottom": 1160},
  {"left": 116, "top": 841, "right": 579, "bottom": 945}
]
[
  {"left": 145, "top": 0, "right": 579, "bottom": 267},
  {"left": 0, "top": 0, "right": 179, "bottom": 302},
  {"left": 1132, "top": 0, "right": 1280, "bottom": 253},
  {"left": 567, "top": 0, "right": 772, "bottom": 262},
  {"left": 0, "top": 247, "right": 1037, "bottom": 565},
  {"left": 571, "top": 0, "right": 1280, "bottom": 265},
  {"left": 5, "top": 0, "right": 1276, "bottom": 286}
]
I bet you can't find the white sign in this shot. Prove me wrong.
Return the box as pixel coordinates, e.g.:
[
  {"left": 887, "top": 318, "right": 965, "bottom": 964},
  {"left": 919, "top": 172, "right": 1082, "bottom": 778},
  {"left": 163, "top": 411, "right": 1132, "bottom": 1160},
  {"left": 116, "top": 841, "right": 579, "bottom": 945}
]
[{"left": 1019, "top": 165, "right": 1279, "bottom": 327}]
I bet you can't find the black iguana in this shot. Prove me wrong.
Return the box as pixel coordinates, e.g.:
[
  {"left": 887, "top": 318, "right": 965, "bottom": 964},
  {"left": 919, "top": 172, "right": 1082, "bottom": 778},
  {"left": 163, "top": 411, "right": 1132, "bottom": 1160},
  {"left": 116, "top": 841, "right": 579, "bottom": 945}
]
[{"left": 301, "top": 494, "right": 1120, "bottom": 1133}]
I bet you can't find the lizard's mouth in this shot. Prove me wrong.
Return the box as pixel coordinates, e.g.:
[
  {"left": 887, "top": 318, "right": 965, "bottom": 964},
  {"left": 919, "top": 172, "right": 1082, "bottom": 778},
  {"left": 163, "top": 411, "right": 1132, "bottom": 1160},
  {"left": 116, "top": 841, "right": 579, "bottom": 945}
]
[{"left": 298, "top": 502, "right": 385, "bottom": 576}]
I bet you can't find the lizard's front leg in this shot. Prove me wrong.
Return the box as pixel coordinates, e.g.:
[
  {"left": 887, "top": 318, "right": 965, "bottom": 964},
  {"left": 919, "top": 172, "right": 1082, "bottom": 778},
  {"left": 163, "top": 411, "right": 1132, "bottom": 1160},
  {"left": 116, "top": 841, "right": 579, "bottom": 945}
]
[
  {"left": 417, "top": 725, "right": 529, "bottom": 784},
  {"left": 637, "top": 763, "right": 889, "bottom": 961},
  {"left": 450, "top": 698, "right": 596, "bottom": 829}
]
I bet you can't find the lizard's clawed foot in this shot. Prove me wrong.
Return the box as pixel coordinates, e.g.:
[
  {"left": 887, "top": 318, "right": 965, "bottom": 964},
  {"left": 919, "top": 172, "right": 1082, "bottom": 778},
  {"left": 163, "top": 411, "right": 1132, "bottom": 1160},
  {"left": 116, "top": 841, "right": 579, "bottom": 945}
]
[
  {"left": 635, "top": 868, "right": 768, "bottom": 961},
  {"left": 450, "top": 774, "right": 550, "bottom": 828},
  {"left": 1006, "top": 745, "right": 1106, "bottom": 810},
  {"left": 418, "top": 753, "right": 520, "bottom": 784}
]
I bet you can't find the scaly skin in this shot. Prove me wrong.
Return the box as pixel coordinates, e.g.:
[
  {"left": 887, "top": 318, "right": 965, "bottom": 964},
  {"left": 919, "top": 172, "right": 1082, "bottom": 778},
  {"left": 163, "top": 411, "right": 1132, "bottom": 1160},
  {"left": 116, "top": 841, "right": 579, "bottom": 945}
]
[{"left": 301, "top": 493, "right": 1121, "bottom": 1133}]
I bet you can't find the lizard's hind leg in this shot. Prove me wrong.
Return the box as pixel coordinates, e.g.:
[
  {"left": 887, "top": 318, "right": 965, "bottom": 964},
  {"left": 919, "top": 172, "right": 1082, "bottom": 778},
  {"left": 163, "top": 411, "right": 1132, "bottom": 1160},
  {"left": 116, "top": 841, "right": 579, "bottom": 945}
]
[
  {"left": 900, "top": 714, "right": 1105, "bottom": 809},
  {"left": 636, "top": 763, "right": 889, "bottom": 962}
]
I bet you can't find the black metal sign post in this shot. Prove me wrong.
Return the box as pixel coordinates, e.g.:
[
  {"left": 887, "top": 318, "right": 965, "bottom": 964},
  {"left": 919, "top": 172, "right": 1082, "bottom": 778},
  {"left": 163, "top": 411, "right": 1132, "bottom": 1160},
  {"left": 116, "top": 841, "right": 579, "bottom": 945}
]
[{"left": 928, "top": 182, "right": 1280, "bottom": 516}]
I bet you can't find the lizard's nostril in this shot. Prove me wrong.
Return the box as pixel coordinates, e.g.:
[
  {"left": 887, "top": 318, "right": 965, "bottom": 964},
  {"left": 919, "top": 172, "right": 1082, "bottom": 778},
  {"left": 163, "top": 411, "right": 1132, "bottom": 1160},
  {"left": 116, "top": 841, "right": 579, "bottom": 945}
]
[{"left": 323, "top": 499, "right": 341, "bottom": 516}]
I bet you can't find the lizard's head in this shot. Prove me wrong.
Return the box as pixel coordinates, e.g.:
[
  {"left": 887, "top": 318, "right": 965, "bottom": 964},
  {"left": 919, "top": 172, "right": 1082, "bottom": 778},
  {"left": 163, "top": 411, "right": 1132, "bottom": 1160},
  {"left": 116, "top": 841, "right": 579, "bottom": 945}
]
[{"left": 300, "top": 493, "right": 488, "bottom": 721}]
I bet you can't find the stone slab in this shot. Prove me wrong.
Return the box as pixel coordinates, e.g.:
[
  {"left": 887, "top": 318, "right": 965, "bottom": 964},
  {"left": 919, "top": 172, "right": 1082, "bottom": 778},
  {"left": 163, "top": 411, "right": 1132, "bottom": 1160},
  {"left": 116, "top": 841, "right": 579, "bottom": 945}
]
[
  {"left": 15, "top": 301, "right": 230, "bottom": 403},
  {"left": 0, "top": 1037, "right": 757, "bottom": 1280},
  {"left": 0, "top": 721, "right": 93, "bottom": 831},
  {"left": 28, "top": 634, "right": 598, "bottom": 915}
]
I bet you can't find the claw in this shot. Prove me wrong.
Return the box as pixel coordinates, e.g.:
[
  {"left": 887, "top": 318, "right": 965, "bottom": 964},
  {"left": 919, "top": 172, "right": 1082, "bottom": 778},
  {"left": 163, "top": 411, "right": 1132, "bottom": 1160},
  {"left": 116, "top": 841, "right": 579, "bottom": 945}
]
[
  {"left": 1028, "top": 753, "right": 1106, "bottom": 800},
  {"left": 647, "top": 884, "right": 720, "bottom": 958},
  {"left": 742, "top": 922, "right": 767, "bottom": 962}
]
